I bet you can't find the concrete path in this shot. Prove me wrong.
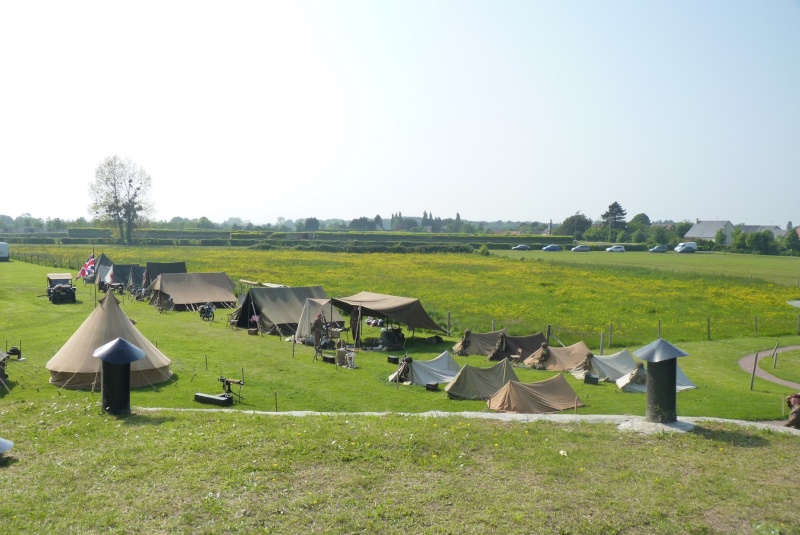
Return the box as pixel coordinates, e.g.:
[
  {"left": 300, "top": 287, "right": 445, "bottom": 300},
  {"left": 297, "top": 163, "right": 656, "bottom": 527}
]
[{"left": 737, "top": 345, "right": 800, "bottom": 391}]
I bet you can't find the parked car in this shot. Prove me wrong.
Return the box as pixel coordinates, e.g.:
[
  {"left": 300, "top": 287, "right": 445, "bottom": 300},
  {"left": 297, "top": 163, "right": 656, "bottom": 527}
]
[
  {"left": 542, "top": 244, "right": 560, "bottom": 251},
  {"left": 511, "top": 244, "right": 531, "bottom": 250},
  {"left": 605, "top": 245, "right": 625, "bottom": 252},
  {"left": 649, "top": 244, "right": 668, "bottom": 253},
  {"left": 571, "top": 245, "right": 590, "bottom": 252},
  {"left": 674, "top": 242, "right": 697, "bottom": 253}
]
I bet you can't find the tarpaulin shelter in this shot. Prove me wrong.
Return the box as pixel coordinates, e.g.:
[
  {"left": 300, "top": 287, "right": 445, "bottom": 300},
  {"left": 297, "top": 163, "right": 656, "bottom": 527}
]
[
  {"left": 487, "top": 332, "right": 547, "bottom": 361},
  {"left": 523, "top": 341, "right": 591, "bottom": 370},
  {"left": 143, "top": 261, "right": 187, "bottom": 288},
  {"left": 388, "top": 351, "right": 461, "bottom": 386},
  {"left": 148, "top": 272, "right": 236, "bottom": 311},
  {"left": 570, "top": 349, "right": 638, "bottom": 382},
  {"left": 46, "top": 294, "right": 172, "bottom": 389},
  {"left": 452, "top": 328, "right": 509, "bottom": 356},
  {"left": 330, "top": 292, "right": 445, "bottom": 333},
  {"left": 487, "top": 374, "right": 585, "bottom": 414},
  {"left": 444, "top": 359, "right": 519, "bottom": 400},
  {"left": 296, "top": 298, "right": 345, "bottom": 339},
  {"left": 234, "top": 286, "right": 332, "bottom": 334}
]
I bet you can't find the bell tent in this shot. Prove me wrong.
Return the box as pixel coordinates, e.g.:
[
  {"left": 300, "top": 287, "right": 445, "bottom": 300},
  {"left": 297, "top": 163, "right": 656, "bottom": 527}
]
[{"left": 46, "top": 294, "right": 172, "bottom": 389}]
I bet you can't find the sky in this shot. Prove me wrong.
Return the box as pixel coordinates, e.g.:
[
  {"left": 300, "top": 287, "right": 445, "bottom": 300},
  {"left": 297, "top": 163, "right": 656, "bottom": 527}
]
[{"left": 2, "top": 1, "right": 799, "bottom": 227}]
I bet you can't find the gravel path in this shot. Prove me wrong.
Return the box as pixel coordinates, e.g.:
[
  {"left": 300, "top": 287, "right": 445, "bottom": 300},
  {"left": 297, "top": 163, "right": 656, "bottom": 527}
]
[{"left": 737, "top": 345, "right": 800, "bottom": 390}]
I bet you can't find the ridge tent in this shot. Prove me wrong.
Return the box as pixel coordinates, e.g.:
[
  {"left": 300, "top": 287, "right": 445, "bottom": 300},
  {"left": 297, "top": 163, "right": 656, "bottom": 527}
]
[
  {"left": 148, "top": 272, "right": 236, "bottom": 311},
  {"left": 487, "top": 375, "right": 585, "bottom": 414},
  {"left": 295, "top": 298, "right": 345, "bottom": 339},
  {"left": 616, "top": 362, "right": 696, "bottom": 393},
  {"left": 444, "top": 359, "right": 519, "bottom": 400},
  {"left": 234, "top": 286, "right": 331, "bottom": 334},
  {"left": 487, "top": 332, "right": 547, "bottom": 361},
  {"left": 330, "top": 292, "right": 445, "bottom": 333},
  {"left": 83, "top": 253, "right": 113, "bottom": 284},
  {"left": 125, "top": 265, "right": 147, "bottom": 292},
  {"left": 570, "top": 349, "right": 637, "bottom": 382},
  {"left": 143, "top": 261, "right": 187, "bottom": 288},
  {"left": 105, "top": 264, "right": 139, "bottom": 286},
  {"left": 45, "top": 294, "right": 172, "bottom": 389},
  {"left": 523, "top": 341, "right": 592, "bottom": 371},
  {"left": 452, "top": 328, "right": 510, "bottom": 356},
  {"left": 388, "top": 350, "right": 462, "bottom": 386}
]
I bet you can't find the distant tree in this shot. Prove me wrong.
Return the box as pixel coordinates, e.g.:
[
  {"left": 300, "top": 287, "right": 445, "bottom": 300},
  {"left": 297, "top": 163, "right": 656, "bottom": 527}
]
[
  {"left": 631, "top": 229, "right": 647, "bottom": 243},
  {"left": 454, "top": 213, "right": 463, "bottom": 233},
  {"left": 715, "top": 228, "right": 727, "bottom": 247},
  {"left": 746, "top": 230, "right": 777, "bottom": 255},
  {"left": 731, "top": 228, "right": 747, "bottom": 251},
  {"left": 374, "top": 215, "right": 384, "bottom": 230},
  {"left": 600, "top": 202, "right": 627, "bottom": 240},
  {"left": 783, "top": 227, "right": 800, "bottom": 255},
  {"left": 89, "top": 156, "right": 153, "bottom": 243},
  {"left": 674, "top": 221, "right": 694, "bottom": 238},
  {"left": 628, "top": 213, "right": 651, "bottom": 230},
  {"left": 349, "top": 217, "right": 375, "bottom": 231},
  {"left": 559, "top": 213, "right": 592, "bottom": 238},
  {"left": 196, "top": 216, "right": 216, "bottom": 229},
  {"left": 788, "top": 221, "right": 793, "bottom": 230},
  {"left": 305, "top": 217, "right": 320, "bottom": 232},
  {"left": 649, "top": 226, "right": 669, "bottom": 245}
]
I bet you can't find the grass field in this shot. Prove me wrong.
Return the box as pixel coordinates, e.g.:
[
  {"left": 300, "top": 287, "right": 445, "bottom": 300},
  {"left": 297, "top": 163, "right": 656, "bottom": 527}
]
[{"left": 4, "top": 251, "right": 800, "bottom": 533}]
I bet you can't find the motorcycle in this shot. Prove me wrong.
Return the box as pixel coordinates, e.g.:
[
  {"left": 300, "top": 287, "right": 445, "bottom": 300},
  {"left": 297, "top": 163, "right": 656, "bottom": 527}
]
[{"left": 199, "top": 303, "right": 215, "bottom": 321}]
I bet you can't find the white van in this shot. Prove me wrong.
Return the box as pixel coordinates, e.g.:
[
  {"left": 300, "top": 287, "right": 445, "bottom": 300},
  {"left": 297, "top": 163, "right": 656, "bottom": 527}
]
[
  {"left": 0, "top": 242, "right": 8, "bottom": 261},
  {"left": 674, "top": 242, "right": 697, "bottom": 253}
]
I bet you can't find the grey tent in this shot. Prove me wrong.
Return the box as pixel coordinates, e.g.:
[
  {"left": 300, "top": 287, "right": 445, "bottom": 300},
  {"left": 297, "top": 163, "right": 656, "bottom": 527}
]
[
  {"left": 452, "top": 328, "right": 510, "bottom": 356},
  {"left": 616, "top": 362, "right": 696, "bottom": 393},
  {"left": 570, "top": 349, "right": 637, "bottom": 382},
  {"left": 487, "top": 332, "right": 548, "bottom": 361},
  {"left": 444, "top": 359, "right": 519, "bottom": 400},
  {"left": 331, "top": 291, "right": 444, "bottom": 333},
  {"left": 148, "top": 272, "right": 237, "bottom": 311},
  {"left": 46, "top": 294, "right": 172, "bottom": 389},
  {"left": 388, "top": 350, "right": 462, "bottom": 386},
  {"left": 143, "top": 261, "right": 187, "bottom": 288},
  {"left": 125, "top": 265, "right": 147, "bottom": 292},
  {"left": 296, "top": 298, "right": 346, "bottom": 339},
  {"left": 105, "top": 264, "right": 139, "bottom": 287},
  {"left": 234, "top": 286, "right": 332, "bottom": 334},
  {"left": 487, "top": 374, "right": 585, "bottom": 414}
]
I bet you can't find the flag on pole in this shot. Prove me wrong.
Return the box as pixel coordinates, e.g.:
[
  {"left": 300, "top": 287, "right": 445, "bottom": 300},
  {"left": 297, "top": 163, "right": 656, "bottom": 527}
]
[{"left": 76, "top": 253, "right": 95, "bottom": 280}]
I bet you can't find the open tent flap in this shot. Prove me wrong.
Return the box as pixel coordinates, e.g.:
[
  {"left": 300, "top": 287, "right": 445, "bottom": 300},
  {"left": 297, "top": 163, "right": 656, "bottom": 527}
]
[
  {"left": 488, "top": 332, "right": 547, "bottom": 361},
  {"left": 388, "top": 351, "right": 462, "bottom": 385},
  {"left": 331, "top": 291, "right": 444, "bottom": 333},
  {"left": 452, "top": 328, "right": 510, "bottom": 356},
  {"left": 296, "top": 298, "right": 346, "bottom": 339},
  {"left": 234, "top": 286, "right": 335, "bottom": 334}
]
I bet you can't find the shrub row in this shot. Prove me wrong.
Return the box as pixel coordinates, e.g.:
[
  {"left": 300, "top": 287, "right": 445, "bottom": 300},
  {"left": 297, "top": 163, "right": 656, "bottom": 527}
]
[{"left": 268, "top": 231, "right": 572, "bottom": 245}]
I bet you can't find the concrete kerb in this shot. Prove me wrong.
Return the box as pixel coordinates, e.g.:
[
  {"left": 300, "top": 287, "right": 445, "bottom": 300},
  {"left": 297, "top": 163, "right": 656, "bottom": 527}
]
[{"left": 133, "top": 407, "right": 800, "bottom": 436}]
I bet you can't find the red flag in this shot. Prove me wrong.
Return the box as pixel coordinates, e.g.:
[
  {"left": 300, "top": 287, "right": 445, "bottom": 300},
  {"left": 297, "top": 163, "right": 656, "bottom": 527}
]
[{"left": 76, "top": 253, "right": 95, "bottom": 280}]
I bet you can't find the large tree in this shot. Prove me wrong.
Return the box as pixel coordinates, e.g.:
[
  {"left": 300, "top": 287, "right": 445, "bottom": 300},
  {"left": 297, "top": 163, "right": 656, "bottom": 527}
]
[
  {"left": 89, "top": 156, "right": 153, "bottom": 243},
  {"left": 600, "top": 202, "right": 627, "bottom": 240},
  {"left": 559, "top": 212, "right": 593, "bottom": 238}
]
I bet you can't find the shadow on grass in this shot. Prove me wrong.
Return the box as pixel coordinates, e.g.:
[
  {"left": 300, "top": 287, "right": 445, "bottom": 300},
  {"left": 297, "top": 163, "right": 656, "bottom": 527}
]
[
  {"left": 0, "top": 455, "right": 18, "bottom": 468},
  {"left": 692, "top": 425, "right": 772, "bottom": 447},
  {"left": 114, "top": 413, "right": 176, "bottom": 427}
]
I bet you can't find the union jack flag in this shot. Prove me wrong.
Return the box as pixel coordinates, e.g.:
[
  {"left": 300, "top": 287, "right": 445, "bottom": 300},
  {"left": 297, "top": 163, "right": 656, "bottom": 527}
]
[{"left": 76, "top": 253, "right": 95, "bottom": 280}]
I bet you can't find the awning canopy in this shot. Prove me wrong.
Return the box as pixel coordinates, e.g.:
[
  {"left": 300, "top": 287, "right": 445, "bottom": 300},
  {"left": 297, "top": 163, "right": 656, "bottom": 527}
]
[{"left": 331, "top": 291, "right": 444, "bottom": 332}]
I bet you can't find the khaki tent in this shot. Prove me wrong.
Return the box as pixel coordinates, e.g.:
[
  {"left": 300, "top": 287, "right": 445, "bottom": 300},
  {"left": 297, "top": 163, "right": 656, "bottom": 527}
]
[
  {"left": 331, "top": 292, "right": 444, "bottom": 333},
  {"left": 487, "top": 374, "right": 585, "bottom": 414},
  {"left": 143, "top": 261, "right": 187, "bottom": 288},
  {"left": 524, "top": 341, "right": 592, "bottom": 370},
  {"left": 452, "top": 328, "right": 509, "bottom": 356},
  {"left": 487, "top": 332, "right": 547, "bottom": 361},
  {"left": 444, "top": 359, "right": 519, "bottom": 400},
  {"left": 46, "top": 294, "right": 172, "bottom": 389},
  {"left": 388, "top": 350, "right": 462, "bottom": 386},
  {"left": 234, "top": 286, "right": 332, "bottom": 334},
  {"left": 148, "top": 272, "right": 236, "bottom": 311},
  {"left": 296, "top": 298, "right": 346, "bottom": 339}
]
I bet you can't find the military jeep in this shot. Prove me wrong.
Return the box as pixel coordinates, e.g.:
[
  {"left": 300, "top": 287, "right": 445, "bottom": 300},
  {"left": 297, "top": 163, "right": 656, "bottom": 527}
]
[{"left": 47, "top": 273, "right": 76, "bottom": 304}]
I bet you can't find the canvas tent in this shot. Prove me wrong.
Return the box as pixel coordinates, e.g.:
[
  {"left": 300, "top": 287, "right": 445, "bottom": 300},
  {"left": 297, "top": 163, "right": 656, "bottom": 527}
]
[
  {"left": 125, "top": 265, "right": 147, "bottom": 292},
  {"left": 295, "top": 298, "right": 345, "bottom": 339},
  {"left": 452, "top": 328, "right": 509, "bottom": 356},
  {"left": 330, "top": 292, "right": 445, "bottom": 333},
  {"left": 234, "top": 286, "right": 332, "bottom": 334},
  {"left": 444, "top": 359, "right": 519, "bottom": 400},
  {"left": 487, "top": 332, "right": 548, "bottom": 361},
  {"left": 487, "top": 374, "right": 585, "bottom": 414},
  {"left": 148, "top": 272, "right": 236, "bottom": 311},
  {"left": 388, "top": 350, "right": 462, "bottom": 386},
  {"left": 105, "top": 264, "right": 139, "bottom": 287},
  {"left": 46, "top": 294, "right": 172, "bottom": 389},
  {"left": 523, "top": 341, "right": 592, "bottom": 371},
  {"left": 83, "top": 253, "right": 113, "bottom": 284},
  {"left": 616, "top": 362, "right": 696, "bottom": 393},
  {"left": 570, "top": 349, "right": 637, "bottom": 382},
  {"left": 143, "top": 261, "right": 187, "bottom": 288}
]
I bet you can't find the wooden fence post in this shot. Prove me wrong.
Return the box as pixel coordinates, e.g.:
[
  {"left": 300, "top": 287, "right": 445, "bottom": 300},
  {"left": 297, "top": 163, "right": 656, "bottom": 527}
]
[
  {"left": 750, "top": 352, "right": 759, "bottom": 391},
  {"left": 599, "top": 332, "right": 604, "bottom": 356},
  {"left": 657, "top": 320, "right": 661, "bottom": 339},
  {"left": 754, "top": 315, "right": 758, "bottom": 338},
  {"left": 707, "top": 317, "right": 711, "bottom": 341}
]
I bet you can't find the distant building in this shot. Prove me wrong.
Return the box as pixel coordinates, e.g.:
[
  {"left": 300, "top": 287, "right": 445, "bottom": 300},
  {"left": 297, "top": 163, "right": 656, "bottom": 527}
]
[
  {"left": 684, "top": 220, "right": 734, "bottom": 245},
  {"left": 737, "top": 225, "right": 787, "bottom": 239}
]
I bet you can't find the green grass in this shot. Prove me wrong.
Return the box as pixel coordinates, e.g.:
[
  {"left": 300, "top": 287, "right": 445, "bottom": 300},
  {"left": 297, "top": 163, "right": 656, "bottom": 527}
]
[
  {"left": 760, "top": 349, "right": 800, "bottom": 384},
  {"left": 4, "top": 252, "right": 800, "bottom": 533}
]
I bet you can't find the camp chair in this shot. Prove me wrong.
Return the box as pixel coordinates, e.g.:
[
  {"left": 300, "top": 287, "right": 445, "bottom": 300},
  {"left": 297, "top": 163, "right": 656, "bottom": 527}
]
[{"left": 226, "top": 312, "right": 238, "bottom": 330}]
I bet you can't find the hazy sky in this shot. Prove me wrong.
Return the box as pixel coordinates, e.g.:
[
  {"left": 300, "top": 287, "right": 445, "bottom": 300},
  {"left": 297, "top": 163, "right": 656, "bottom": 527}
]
[{"left": 2, "top": 1, "right": 799, "bottom": 227}]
